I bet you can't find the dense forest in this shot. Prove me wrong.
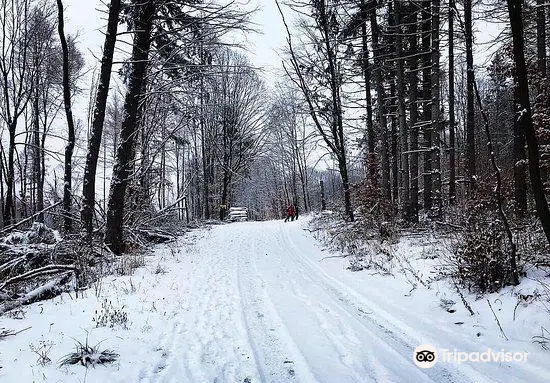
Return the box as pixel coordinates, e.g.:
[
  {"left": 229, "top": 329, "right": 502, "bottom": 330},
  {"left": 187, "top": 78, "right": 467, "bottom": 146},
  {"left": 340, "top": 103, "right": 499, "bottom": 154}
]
[{"left": 0, "top": 0, "right": 550, "bottom": 299}]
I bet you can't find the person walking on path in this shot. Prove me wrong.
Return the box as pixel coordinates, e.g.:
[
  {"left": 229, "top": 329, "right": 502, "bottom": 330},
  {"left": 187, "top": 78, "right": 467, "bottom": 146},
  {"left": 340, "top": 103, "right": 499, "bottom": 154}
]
[{"left": 284, "top": 204, "right": 296, "bottom": 222}]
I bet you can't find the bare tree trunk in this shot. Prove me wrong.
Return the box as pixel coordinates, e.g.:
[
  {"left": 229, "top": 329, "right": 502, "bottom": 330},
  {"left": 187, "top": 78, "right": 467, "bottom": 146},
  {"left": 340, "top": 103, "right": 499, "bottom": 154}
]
[
  {"left": 1, "top": 0, "right": 31, "bottom": 226},
  {"left": 40, "top": 117, "right": 47, "bottom": 218},
  {"left": 220, "top": 112, "right": 230, "bottom": 221},
  {"left": 193, "top": 126, "right": 202, "bottom": 219},
  {"left": 371, "top": 8, "right": 391, "bottom": 203},
  {"left": 421, "top": 1, "right": 432, "bottom": 213},
  {"left": 536, "top": 0, "right": 548, "bottom": 189},
  {"left": 408, "top": 6, "right": 420, "bottom": 223},
  {"left": 162, "top": 125, "right": 167, "bottom": 209},
  {"left": 513, "top": 82, "right": 527, "bottom": 215},
  {"left": 449, "top": 0, "right": 456, "bottom": 205},
  {"left": 474, "top": 81, "right": 519, "bottom": 285},
  {"left": 200, "top": 112, "right": 210, "bottom": 219},
  {"left": 220, "top": 171, "right": 230, "bottom": 221},
  {"left": 320, "top": 179, "right": 326, "bottom": 210},
  {"left": 431, "top": 0, "right": 442, "bottom": 218},
  {"left": 33, "top": 84, "right": 44, "bottom": 221},
  {"left": 297, "top": 137, "right": 309, "bottom": 212},
  {"left": 318, "top": 0, "right": 353, "bottom": 221},
  {"left": 507, "top": 0, "right": 550, "bottom": 245},
  {"left": 81, "top": 0, "right": 121, "bottom": 235},
  {"left": 4, "top": 121, "right": 17, "bottom": 225},
  {"left": 199, "top": 40, "right": 211, "bottom": 220},
  {"left": 138, "top": 93, "right": 151, "bottom": 209},
  {"left": 537, "top": 0, "right": 546, "bottom": 94},
  {"left": 465, "top": 0, "right": 476, "bottom": 191},
  {"left": 0, "top": 142, "right": 4, "bottom": 227},
  {"left": 361, "top": 1, "right": 376, "bottom": 184},
  {"left": 390, "top": 80, "right": 399, "bottom": 205},
  {"left": 57, "top": 0, "right": 76, "bottom": 232},
  {"left": 395, "top": 2, "right": 409, "bottom": 219},
  {"left": 21, "top": 117, "right": 31, "bottom": 220},
  {"left": 104, "top": 0, "right": 155, "bottom": 254}
]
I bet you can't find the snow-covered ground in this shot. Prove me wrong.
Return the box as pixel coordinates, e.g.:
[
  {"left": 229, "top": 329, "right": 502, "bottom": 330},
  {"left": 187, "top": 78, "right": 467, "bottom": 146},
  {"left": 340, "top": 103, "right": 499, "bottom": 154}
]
[{"left": 1, "top": 218, "right": 549, "bottom": 382}]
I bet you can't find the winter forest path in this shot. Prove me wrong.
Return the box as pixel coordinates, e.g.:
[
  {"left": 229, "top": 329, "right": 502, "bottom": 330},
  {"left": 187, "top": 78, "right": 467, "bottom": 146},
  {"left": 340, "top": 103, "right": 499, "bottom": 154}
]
[
  {"left": 2, "top": 218, "right": 549, "bottom": 383},
  {"left": 134, "top": 219, "right": 546, "bottom": 383}
]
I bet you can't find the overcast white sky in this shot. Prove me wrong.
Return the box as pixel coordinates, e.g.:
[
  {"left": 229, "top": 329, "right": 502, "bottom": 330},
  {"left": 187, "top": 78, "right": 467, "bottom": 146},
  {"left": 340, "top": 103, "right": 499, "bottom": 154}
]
[{"left": 64, "top": 0, "right": 287, "bottom": 83}]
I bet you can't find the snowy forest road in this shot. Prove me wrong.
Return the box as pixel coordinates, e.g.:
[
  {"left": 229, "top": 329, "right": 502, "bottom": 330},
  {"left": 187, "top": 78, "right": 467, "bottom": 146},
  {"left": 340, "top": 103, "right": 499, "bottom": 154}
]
[
  {"left": 137, "top": 219, "right": 546, "bottom": 383},
  {"left": 3, "top": 218, "right": 549, "bottom": 383}
]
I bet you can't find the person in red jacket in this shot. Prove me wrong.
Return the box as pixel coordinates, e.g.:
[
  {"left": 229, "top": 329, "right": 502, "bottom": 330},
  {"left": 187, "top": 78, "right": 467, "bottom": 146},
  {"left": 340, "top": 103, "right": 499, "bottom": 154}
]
[{"left": 285, "top": 204, "right": 296, "bottom": 222}]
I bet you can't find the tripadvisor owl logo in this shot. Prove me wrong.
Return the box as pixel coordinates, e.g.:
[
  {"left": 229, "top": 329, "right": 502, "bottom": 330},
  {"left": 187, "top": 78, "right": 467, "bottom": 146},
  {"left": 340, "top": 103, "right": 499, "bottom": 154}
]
[
  {"left": 413, "top": 344, "right": 529, "bottom": 368},
  {"left": 413, "top": 344, "right": 438, "bottom": 369}
]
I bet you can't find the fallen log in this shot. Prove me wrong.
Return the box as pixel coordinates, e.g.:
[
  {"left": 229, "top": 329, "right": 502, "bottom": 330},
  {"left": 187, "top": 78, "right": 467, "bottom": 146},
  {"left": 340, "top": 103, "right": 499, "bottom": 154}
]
[
  {"left": 136, "top": 229, "right": 174, "bottom": 243},
  {"left": 0, "top": 272, "right": 74, "bottom": 314},
  {"left": 0, "top": 256, "right": 26, "bottom": 275},
  {"left": 0, "top": 264, "right": 77, "bottom": 289}
]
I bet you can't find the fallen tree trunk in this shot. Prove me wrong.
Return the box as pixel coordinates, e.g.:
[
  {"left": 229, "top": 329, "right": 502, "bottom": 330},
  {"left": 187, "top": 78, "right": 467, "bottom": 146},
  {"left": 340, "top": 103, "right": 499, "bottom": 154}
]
[
  {"left": 1, "top": 264, "right": 77, "bottom": 289},
  {"left": 135, "top": 229, "right": 175, "bottom": 244},
  {"left": 0, "top": 272, "right": 74, "bottom": 314}
]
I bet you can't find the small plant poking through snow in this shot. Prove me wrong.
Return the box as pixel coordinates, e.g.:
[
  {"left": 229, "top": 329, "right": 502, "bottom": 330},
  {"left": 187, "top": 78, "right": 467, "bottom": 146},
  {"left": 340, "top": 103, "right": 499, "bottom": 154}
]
[
  {"left": 29, "top": 339, "right": 53, "bottom": 366},
  {"left": 93, "top": 299, "right": 129, "bottom": 329},
  {"left": 121, "top": 278, "right": 136, "bottom": 295},
  {"left": 533, "top": 327, "right": 550, "bottom": 350},
  {"left": 440, "top": 298, "right": 457, "bottom": 313},
  {"left": 118, "top": 253, "right": 146, "bottom": 276},
  {"left": 59, "top": 339, "right": 118, "bottom": 368},
  {"left": 154, "top": 263, "right": 167, "bottom": 275}
]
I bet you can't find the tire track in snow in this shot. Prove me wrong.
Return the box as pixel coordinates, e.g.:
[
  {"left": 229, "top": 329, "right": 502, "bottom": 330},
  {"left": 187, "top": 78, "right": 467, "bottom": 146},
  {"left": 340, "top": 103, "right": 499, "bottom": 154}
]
[
  {"left": 235, "top": 226, "right": 270, "bottom": 382},
  {"left": 279, "top": 223, "right": 483, "bottom": 383},
  {"left": 266, "top": 224, "right": 402, "bottom": 382},
  {"left": 236, "top": 225, "right": 319, "bottom": 382},
  {"left": 285, "top": 277, "right": 380, "bottom": 382},
  {"left": 138, "top": 240, "right": 197, "bottom": 383}
]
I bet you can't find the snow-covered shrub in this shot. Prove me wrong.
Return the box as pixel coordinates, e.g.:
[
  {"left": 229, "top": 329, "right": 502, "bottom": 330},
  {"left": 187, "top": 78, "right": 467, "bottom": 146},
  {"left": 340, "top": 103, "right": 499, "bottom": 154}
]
[
  {"left": 514, "top": 217, "right": 550, "bottom": 267},
  {"left": 455, "top": 221, "right": 512, "bottom": 292},
  {"left": 446, "top": 201, "right": 520, "bottom": 293},
  {"left": 352, "top": 179, "right": 398, "bottom": 238},
  {"left": 309, "top": 212, "right": 396, "bottom": 274},
  {"left": 379, "top": 221, "right": 399, "bottom": 243}
]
